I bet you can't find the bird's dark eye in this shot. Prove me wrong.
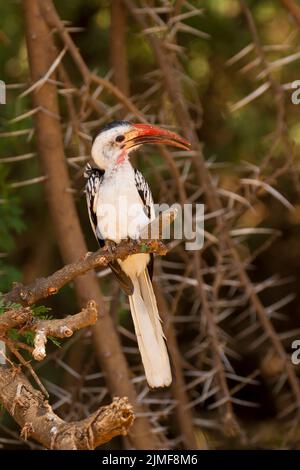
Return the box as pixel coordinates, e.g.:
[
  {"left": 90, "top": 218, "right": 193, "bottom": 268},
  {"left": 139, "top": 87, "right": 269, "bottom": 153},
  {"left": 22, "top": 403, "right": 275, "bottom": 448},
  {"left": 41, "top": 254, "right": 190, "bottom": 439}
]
[{"left": 115, "top": 134, "right": 125, "bottom": 143}]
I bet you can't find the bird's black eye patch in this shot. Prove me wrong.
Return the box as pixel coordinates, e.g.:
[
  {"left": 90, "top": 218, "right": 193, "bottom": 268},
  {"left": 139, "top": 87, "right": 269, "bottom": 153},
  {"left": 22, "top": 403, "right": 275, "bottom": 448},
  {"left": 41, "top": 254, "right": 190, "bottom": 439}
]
[{"left": 115, "top": 134, "right": 125, "bottom": 143}]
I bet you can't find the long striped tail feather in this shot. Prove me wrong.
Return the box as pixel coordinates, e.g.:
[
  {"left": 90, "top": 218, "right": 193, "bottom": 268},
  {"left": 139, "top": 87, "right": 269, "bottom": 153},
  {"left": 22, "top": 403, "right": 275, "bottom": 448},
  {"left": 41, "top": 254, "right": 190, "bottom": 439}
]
[{"left": 129, "top": 271, "right": 172, "bottom": 388}]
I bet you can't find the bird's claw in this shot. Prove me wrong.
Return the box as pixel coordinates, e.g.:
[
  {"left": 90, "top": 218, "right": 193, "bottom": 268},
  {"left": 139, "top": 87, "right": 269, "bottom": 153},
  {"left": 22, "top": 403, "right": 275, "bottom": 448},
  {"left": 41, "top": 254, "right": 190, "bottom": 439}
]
[{"left": 105, "top": 239, "right": 117, "bottom": 255}]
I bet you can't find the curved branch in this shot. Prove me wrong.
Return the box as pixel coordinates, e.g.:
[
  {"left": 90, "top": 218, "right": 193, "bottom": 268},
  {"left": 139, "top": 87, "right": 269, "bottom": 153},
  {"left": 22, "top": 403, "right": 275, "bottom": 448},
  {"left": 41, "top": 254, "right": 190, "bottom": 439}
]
[
  {"left": 0, "top": 365, "right": 134, "bottom": 449},
  {"left": 4, "top": 240, "right": 167, "bottom": 306},
  {"left": 31, "top": 300, "right": 98, "bottom": 360},
  {"left": 0, "top": 301, "right": 98, "bottom": 363},
  {"left": 0, "top": 308, "right": 31, "bottom": 335},
  {"left": 4, "top": 211, "right": 174, "bottom": 306}
]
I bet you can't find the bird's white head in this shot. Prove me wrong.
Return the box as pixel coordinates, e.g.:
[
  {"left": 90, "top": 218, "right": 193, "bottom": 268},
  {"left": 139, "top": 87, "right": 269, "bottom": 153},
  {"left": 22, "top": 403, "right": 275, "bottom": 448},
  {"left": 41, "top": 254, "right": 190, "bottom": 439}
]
[{"left": 91, "top": 120, "right": 191, "bottom": 170}]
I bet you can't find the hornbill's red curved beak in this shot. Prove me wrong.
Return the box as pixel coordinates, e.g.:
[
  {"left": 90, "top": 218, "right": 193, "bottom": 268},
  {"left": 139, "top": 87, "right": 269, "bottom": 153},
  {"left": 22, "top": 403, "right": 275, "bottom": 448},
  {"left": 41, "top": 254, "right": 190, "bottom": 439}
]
[{"left": 124, "top": 123, "right": 191, "bottom": 151}]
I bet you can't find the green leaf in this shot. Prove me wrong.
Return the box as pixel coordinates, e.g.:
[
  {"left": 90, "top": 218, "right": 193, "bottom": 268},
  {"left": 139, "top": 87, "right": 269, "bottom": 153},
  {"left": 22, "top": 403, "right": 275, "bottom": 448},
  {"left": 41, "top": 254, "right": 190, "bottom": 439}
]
[
  {"left": 31, "top": 304, "right": 52, "bottom": 320},
  {"left": 0, "top": 295, "right": 22, "bottom": 315},
  {"left": 140, "top": 243, "right": 149, "bottom": 253},
  {"left": 48, "top": 336, "right": 61, "bottom": 348}
]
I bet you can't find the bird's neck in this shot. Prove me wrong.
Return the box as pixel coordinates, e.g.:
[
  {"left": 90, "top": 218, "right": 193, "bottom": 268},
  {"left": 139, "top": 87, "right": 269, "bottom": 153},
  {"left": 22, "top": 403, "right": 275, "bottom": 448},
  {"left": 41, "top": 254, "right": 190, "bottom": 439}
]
[{"left": 105, "top": 159, "right": 133, "bottom": 178}]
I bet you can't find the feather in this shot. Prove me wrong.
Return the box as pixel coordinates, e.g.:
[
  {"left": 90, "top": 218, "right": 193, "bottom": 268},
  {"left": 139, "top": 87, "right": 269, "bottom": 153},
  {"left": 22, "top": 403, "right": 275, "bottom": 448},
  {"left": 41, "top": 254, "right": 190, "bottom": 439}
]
[
  {"left": 109, "top": 260, "right": 134, "bottom": 295},
  {"left": 85, "top": 163, "right": 105, "bottom": 246},
  {"left": 85, "top": 164, "right": 134, "bottom": 294},
  {"left": 147, "top": 253, "right": 154, "bottom": 280},
  {"left": 129, "top": 274, "right": 171, "bottom": 388},
  {"left": 134, "top": 168, "right": 155, "bottom": 219}
]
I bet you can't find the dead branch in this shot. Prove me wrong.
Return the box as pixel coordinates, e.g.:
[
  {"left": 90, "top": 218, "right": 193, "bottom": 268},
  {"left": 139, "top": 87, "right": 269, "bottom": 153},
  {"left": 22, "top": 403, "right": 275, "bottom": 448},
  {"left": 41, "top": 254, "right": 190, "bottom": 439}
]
[
  {"left": 33, "top": 301, "right": 98, "bottom": 338},
  {"left": 0, "top": 302, "right": 97, "bottom": 341},
  {"left": 0, "top": 365, "right": 134, "bottom": 450},
  {"left": 0, "top": 308, "right": 31, "bottom": 335},
  {"left": 4, "top": 215, "right": 171, "bottom": 306},
  {"left": 31, "top": 301, "right": 98, "bottom": 361},
  {"left": 0, "top": 301, "right": 97, "bottom": 397},
  {"left": 5, "top": 341, "right": 49, "bottom": 397}
]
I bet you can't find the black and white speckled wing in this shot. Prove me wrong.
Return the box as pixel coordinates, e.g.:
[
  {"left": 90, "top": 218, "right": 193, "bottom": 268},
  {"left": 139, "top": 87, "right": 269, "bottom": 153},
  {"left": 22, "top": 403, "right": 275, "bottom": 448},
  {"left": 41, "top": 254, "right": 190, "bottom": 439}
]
[
  {"left": 84, "top": 163, "right": 105, "bottom": 247},
  {"left": 134, "top": 168, "right": 155, "bottom": 220},
  {"left": 84, "top": 163, "right": 134, "bottom": 295},
  {"left": 134, "top": 169, "right": 155, "bottom": 280}
]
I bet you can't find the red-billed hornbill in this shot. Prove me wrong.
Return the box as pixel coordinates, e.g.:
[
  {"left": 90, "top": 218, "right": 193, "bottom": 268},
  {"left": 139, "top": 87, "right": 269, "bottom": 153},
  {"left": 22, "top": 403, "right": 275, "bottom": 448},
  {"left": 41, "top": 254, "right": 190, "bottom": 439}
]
[{"left": 85, "top": 120, "right": 190, "bottom": 388}]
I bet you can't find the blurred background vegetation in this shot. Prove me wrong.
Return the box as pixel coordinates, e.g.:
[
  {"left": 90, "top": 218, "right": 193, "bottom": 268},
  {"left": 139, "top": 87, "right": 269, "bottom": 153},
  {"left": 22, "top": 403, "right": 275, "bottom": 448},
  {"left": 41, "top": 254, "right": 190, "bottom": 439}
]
[{"left": 1, "top": 0, "right": 300, "bottom": 450}]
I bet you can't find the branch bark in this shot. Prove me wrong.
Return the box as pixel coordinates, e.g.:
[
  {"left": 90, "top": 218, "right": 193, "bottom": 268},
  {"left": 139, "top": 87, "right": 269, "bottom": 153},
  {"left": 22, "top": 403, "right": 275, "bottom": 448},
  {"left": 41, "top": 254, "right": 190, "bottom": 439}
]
[
  {"left": 4, "top": 236, "right": 168, "bottom": 306},
  {"left": 0, "top": 365, "right": 134, "bottom": 450},
  {"left": 31, "top": 301, "right": 98, "bottom": 361},
  {"left": 110, "top": 0, "right": 130, "bottom": 114},
  {"left": 0, "top": 308, "right": 31, "bottom": 335},
  {"left": 0, "top": 302, "right": 97, "bottom": 336}
]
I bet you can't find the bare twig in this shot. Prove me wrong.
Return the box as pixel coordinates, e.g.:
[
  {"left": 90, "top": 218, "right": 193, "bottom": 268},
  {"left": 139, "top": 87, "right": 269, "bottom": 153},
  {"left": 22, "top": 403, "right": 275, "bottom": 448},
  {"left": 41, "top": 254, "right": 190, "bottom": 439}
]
[
  {"left": 31, "top": 301, "right": 98, "bottom": 361},
  {"left": 0, "top": 308, "right": 31, "bottom": 335},
  {"left": 4, "top": 237, "right": 168, "bottom": 307}
]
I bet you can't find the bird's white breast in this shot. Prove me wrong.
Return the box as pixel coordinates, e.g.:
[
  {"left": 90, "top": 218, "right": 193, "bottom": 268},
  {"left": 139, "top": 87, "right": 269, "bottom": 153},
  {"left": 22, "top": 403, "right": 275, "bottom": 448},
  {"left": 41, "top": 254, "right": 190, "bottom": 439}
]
[{"left": 96, "top": 162, "right": 150, "bottom": 277}]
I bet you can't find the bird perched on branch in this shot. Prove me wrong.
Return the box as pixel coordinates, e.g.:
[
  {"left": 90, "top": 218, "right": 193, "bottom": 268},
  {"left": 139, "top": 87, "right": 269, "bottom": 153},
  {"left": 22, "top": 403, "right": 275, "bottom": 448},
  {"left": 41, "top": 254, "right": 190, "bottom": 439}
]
[{"left": 85, "top": 120, "right": 190, "bottom": 388}]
